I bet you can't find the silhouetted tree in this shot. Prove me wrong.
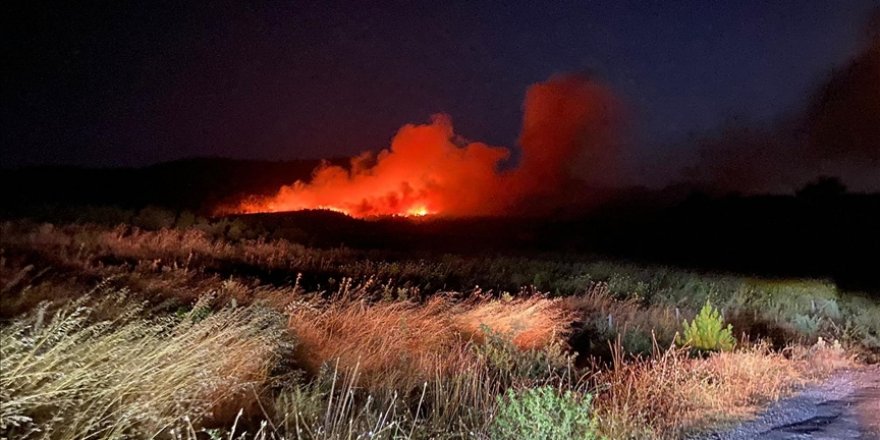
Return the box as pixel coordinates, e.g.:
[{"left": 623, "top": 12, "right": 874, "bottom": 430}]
[{"left": 796, "top": 176, "right": 848, "bottom": 199}]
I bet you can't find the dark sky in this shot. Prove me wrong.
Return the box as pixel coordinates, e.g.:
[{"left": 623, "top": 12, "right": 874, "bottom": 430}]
[{"left": 2, "top": 1, "right": 876, "bottom": 173}]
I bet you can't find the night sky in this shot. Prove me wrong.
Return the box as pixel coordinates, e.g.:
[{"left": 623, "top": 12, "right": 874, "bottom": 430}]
[{"left": 2, "top": 1, "right": 877, "bottom": 182}]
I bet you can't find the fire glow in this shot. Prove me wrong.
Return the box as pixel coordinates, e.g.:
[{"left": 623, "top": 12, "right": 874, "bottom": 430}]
[{"left": 235, "top": 74, "right": 620, "bottom": 218}]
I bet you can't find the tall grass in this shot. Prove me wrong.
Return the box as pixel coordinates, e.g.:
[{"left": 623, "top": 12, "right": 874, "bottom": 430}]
[
  {"left": 1, "top": 293, "right": 855, "bottom": 440},
  {"left": 285, "top": 294, "right": 572, "bottom": 389},
  {"left": 3, "top": 222, "right": 878, "bottom": 354},
  {"left": 0, "top": 296, "right": 285, "bottom": 439},
  {"left": 0, "top": 221, "right": 872, "bottom": 439},
  {"left": 591, "top": 337, "right": 853, "bottom": 439}
]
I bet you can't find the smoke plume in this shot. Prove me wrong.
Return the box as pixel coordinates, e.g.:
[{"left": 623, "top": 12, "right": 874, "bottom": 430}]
[
  {"left": 512, "top": 73, "right": 621, "bottom": 205},
  {"left": 236, "top": 73, "right": 620, "bottom": 217},
  {"left": 686, "top": 11, "right": 880, "bottom": 193}
]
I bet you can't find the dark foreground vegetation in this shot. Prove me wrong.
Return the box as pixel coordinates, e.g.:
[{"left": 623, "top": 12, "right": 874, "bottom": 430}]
[
  {"left": 1, "top": 217, "right": 877, "bottom": 439},
  {"left": 3, "top": 161, "right": 878, "bottom": 290},
  {"left": 1, "top": 162, "right": 879, "bottom": 439}
]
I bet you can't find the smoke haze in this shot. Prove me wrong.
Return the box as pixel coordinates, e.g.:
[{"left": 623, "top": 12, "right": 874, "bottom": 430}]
[
  {"left": 683, "top": 11, "right": 880, "bottom": 193},
  {"left": 237, "top": 11, "right": 878, "bottom": 219},
  {"left": 236, "top": 74, "right": 621, "bottom": 217}
]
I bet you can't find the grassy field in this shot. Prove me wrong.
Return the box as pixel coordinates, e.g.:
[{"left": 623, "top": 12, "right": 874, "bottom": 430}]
[{"left": 1, "top": 220, "right": 877, "bottom": 439}]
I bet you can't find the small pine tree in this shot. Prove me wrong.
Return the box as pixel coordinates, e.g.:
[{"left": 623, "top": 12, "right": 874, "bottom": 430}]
[{"left": 678, "top": 301, "right": 735, "bottom": 353}]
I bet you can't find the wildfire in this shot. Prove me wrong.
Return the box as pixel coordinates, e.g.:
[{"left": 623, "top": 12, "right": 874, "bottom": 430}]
[
  {"left": 234, "top": 73, "right": 620, "bottom": 219},
  {"left": 405, "top": 206, "right": 431, "bottom": 217}
]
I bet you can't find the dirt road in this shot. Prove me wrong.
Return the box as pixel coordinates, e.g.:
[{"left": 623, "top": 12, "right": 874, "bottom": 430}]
[{"left": 700, "top": 366, "right": 880, "bottom": 440}]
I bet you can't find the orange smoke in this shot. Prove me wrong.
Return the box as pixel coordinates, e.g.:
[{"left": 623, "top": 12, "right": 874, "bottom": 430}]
[
  {"left": 236, "top": 73, "right": 620, "bottom": 218},
  {"left": 513, "top": 73, "right": 621, "bottom": 206},
  {"left": 238, "top": 114, "right": 511, "bottom": 217}
]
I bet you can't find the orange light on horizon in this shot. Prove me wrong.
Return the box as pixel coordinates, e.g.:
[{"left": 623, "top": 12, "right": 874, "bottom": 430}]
[
  {"left": 405, "top": 206, "right": 431, "bottom": 217},
  {"left": 236, "top": 200, "right": 436, "bottom": 219},
  {"left": 230, "top": 74, "right": 620, "bottom": 220}
]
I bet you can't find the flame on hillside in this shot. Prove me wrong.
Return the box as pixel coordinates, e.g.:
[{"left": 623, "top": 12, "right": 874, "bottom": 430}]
[{"left": 235, "top": 73, "right": 620, "bottom": 218}]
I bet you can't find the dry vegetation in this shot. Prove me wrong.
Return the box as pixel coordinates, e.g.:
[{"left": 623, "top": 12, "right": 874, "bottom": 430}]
[{"left": 0, "top": 221, "right": 873, "bottom": 439}]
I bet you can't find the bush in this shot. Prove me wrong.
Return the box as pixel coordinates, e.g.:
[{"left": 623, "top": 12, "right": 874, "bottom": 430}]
[
  {"left": 678, "top": 301, "right": 735, "bottom": 353},
  {"left": 491, "top": 386, "right": 597, "bottom": 440},
  {"left": 792, "top": 313, "right": 820, "bottom": 337},
  {"left": 174, "top": 210, "right": 197, "bottom": 229},
  {"left": 472, "top": 325, "right": 574, "bottom": 383},
  {"left": 132, "top": 205, "right": 176, "bottom": 230}
]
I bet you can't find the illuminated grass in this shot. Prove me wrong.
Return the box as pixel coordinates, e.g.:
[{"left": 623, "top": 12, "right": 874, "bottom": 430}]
[{"left": 0, "top": 221, "right": 873, "bottom": 439}]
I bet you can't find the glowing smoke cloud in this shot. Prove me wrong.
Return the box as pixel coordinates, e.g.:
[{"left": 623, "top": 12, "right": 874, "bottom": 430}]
[{"left": 237, "top": 73, "right": 620, "bottom": 218}]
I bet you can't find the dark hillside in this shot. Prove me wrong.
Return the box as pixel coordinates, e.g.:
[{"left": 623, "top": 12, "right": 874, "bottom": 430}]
[
  {"left": 2, "top": 160, "right": 878, "bottom": 291},
  {"left": 0, "top": 157, "right": 346, "bottom": 214}
]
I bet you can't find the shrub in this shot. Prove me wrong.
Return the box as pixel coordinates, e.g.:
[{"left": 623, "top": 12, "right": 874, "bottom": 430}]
[
  {"left": 132, "top": 206, "right": 176, "bottom": 230},
  {"left": 491, "top": 386, "right": 597, "bottom": 440},
  {"left": 678, "top": 301, "right": 735, "bottom": 353},
  {"left": 849, "top": 308, "right": 880, "bottom": 350},
  {"left": 792, "top": 313, "right": 820, "bottom": 337},
  {"left": 174, "top": 210, "right": 197, "bottom": 229},
  {"left": 564, "top": 287, "right": 680, "bottom": 358},
  {"left": 472, "top": 325, "right": 574, "bottom": 383}
]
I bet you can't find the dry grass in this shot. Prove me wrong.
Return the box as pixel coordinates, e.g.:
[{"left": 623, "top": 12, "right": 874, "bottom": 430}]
[
  {"left": 563, "top": 284, "right": 678, "bottom": 329},
  {"left": 271, "top": 354, "right": 502, "bottom": 439},
  {"left": 286, "top": 294, "right": 572, "bottom": 389},
  {"left": 286, "top": 296, "right": 460, "bottom": 388},
  {"left": 1, "top": 221, "right": 870, "bottom": 439},
  {"left": 562, "top": 285, "right": 681, "bottom": 360},
  {"left": 0, "top": 285, "right": 858, "bottom": 440},
  {"left": 0, "top": 296, "right": 285, "bottom": 440},
  {"left": 0, "top": 222, "right": 348, "bottom": 275},
  {"left": 455, "top": 296, "right": 575, "bottom": 349},
  {"left": 787, "top": 337, "right": 858, "bottom": 377},
  {"left": 592, "top": 338, "right": 854, "bottom": 439}
]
